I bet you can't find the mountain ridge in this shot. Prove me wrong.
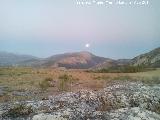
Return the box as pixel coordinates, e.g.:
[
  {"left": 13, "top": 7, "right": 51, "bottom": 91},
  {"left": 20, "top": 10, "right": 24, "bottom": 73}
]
[
  {"left": 0, "top": 47, "right": 159, "bottom": 69},
  {"left": 131, "top": 47, "right": 160, "bottom": 68}
]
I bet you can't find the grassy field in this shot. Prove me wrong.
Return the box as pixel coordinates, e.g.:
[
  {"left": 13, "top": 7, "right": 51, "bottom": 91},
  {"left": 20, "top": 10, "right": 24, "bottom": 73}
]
[{"left": 0, "top": 67, "right": 160, "bottom": 102}]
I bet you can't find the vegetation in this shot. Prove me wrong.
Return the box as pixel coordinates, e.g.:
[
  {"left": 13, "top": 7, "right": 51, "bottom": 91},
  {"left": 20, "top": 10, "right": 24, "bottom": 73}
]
[
  {"left": 58, "top": 74, "right": 72, "bottom": 91},
  {"left": 98, "top": 96, "right": 126, "bottom": 111},
  {"left": 141, "top": 76, "right": 160, "bottom": 85},
  {"left": 0, "top": 67, "right": 160, "bottom": 102},
  {"left": 93, "top": 65, "right": 155, "bottom": 73},
  {"left": 153, "top": 103, "right": 160, "bottom": 114},
  {"left": 2, "top": 104, "right": 33, "bottom": 118},
  {"left": 39, "top": 77, "right": 52, "bottom": 91}
]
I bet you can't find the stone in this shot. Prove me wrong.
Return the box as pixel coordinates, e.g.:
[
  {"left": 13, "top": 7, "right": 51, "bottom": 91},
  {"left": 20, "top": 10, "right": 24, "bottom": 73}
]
[
  {"left": 1, "top": 81, "right": 160, "bottom": 120},
  {"left": 32, "top": 113, "right": 67, "bottom": 120}
]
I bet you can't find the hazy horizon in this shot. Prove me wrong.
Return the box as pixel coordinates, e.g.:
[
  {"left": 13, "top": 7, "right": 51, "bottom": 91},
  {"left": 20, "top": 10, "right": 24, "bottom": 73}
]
[
  {"left": 0, "top": 0, "right": 160, "bottom": 59},
  {"left": 0, "top": 46, "right": 159, "bottom": 60}
]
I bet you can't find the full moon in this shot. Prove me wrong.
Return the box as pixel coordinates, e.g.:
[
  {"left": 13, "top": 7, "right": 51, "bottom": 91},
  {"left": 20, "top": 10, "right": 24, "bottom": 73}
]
[{"left": 85, "top": 43, "right": 90, "bottom": 48}]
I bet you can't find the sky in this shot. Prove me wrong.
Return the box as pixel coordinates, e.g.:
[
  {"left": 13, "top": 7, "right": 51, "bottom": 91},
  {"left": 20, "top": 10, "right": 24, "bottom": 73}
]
[{"left": 0, "top": 0, "right": 160, "bottom": 59}]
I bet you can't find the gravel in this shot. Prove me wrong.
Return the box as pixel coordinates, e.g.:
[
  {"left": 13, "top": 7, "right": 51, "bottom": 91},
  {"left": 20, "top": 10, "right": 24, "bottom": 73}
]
[{"left": 1, "top": 81, "right": 160, "bottom": 120}]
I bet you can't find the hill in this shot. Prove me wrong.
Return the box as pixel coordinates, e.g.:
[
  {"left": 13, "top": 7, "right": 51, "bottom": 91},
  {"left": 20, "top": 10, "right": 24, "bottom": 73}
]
[
  {"left": 131, "top": 47, "right": 160, "bottom": 67},
  {"left": 0, "top": 52, "right": 39, "bottom": 67},
  {"left": 40, "top": 51, "right": 108, "bottom": 69}
]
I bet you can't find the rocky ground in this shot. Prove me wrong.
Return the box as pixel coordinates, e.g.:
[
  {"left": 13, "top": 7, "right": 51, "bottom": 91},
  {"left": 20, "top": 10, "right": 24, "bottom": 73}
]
[
  {"left": 0, "top": 86, "right": 8, "bottom": 97},
  {"left": 1, "top": 81, "right": 160, "bottom": 120}
]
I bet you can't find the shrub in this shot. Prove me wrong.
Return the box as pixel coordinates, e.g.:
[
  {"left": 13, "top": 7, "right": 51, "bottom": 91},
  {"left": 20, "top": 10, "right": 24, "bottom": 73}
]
[
  {"left": 97, "top": 96, "right": 125, "bottom": 111},
  {"left": 39, "top": 78, "right": 51, "bottom": 91},
  {"left": 129, "top": 97, "right": 140, "bottom": 107},
  {"left": 45, "top": 77, "right": 53, "bottom": 82},
  {"left": 153, "top": 103, "right": 160, "bottom": 114},
  {"left": 2, "top": 104, "right": 33, "bottom": 118},
  {"left": 58, "top": 74, "right": 72, "bottom": 91},
  {"left": 142, "top": 76, "right": 160, "bottom": 85}
]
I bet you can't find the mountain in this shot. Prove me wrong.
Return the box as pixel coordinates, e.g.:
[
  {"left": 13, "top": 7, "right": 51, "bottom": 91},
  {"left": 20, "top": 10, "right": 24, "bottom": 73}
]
[
  {"left": 116, "top": 59, "right": 131, "bottom": 65},
  {"left": 0, "top": 51, "right": 39, "bottom": 66},
  {"left": 93, "top": 47, "right": 160, "bottom": 69},
  {"left": 90, "top": 47, "right": 160, "bottom": 70},
  {"left": 0, "top": 47, "right": 159, "bottom": 69},
  {"left": 90, "top": 59, "right": 131, "bottom": 70},
  {"left": 90, "top": 59, "right": 117, "bottom": 69},
  {"left": 131, "top": 47, "right": 160, "bottom": 67},
  {"left": 0, "top": 51, "right": 109, "bottom": 68},
  {"left": 40, "top": 51, "right": 108, "bottom": 69}
]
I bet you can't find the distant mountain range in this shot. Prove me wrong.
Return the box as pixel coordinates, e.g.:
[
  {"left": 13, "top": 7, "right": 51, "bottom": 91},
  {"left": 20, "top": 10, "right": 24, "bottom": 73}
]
[
  {"left": 0, "top": 52, "right": 39, "bottom": 66},
  {"left": 0, "top": 47, "right": 159, "bottom": 69}
]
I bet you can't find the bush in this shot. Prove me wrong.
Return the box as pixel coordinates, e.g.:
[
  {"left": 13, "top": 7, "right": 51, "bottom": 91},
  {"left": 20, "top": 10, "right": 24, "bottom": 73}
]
[
  {"left": 58, "top": 74, "right": 72, "bottom": 91},
  {"left": 39, "top": 78, "right": 51, "bottom": 91},
  {"left": 2, "top": 104, "right": 33, "bottom": 118},
  {"left": 97, "top": 96, "right": 125, "bottom": 111},
  {"left": 142, "top": 76, "right": 160, "bottom": 85},
  {"left": 129, "top": 96, "right": 140, "bottom": 107},
  {"left": 45, "top": 77, "right": 53, "bottom": 82},
  {"left": 153, "top": 103, "right": 160, "bottom": 114}
]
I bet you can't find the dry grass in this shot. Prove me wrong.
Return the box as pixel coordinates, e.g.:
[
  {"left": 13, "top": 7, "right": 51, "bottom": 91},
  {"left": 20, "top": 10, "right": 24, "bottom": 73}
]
[{"left": 0, "top": 67, "right": 160, "bottom": 102}]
